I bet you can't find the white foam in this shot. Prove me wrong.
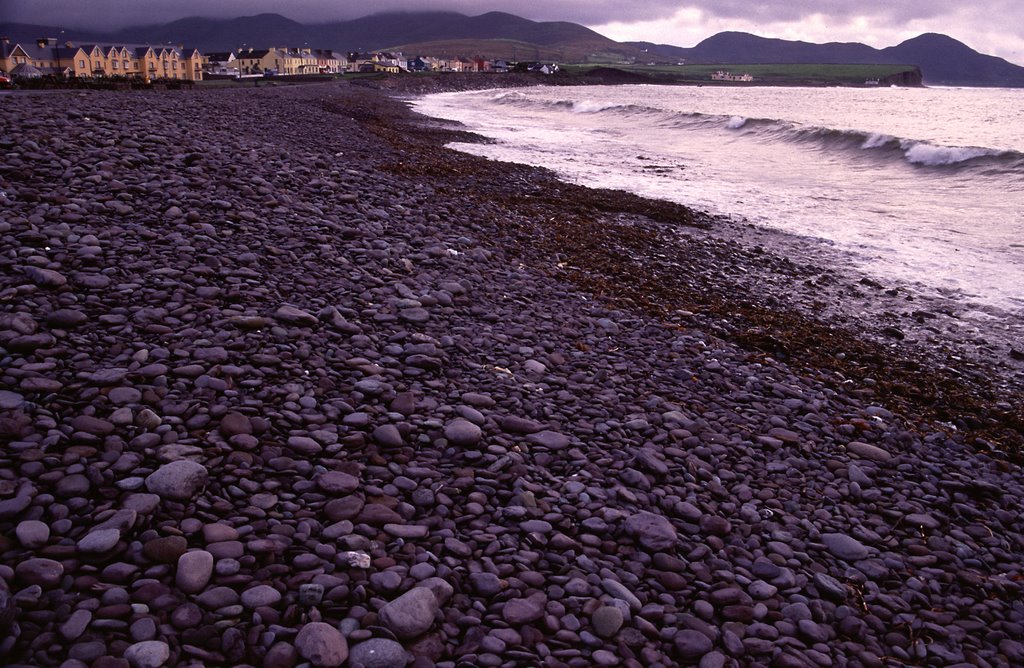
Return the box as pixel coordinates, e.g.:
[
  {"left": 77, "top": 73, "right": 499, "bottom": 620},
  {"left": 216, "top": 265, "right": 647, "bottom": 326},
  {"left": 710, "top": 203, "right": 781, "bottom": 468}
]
[
  {"left": 571, "top": 100, "right": 622, "bottom": 114},
  {"left": 903, "top": 142, "right": 993, "bottom": 166},
  {"left": 861, "top": 133, "right": 893, "bottom": 149},
  {"left": 726, "top": 115, "right": 748, "bottom": 129}
]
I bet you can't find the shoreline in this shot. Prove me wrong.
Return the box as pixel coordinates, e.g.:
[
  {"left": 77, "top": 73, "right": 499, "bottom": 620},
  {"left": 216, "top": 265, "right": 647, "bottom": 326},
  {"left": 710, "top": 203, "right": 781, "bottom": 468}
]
[
  {"left": 1, "top": 82, "right": 1023, "bottom": 666},
  {"left": 369, "top": 76, "right": 1024, "bottom": 455}
]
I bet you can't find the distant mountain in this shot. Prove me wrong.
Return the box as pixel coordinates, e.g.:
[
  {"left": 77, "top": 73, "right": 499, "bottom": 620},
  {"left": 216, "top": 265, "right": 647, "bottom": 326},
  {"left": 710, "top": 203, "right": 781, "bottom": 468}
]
[
  {"left": 109, "top": 14, "right": 311, "bottom": 49},
  {"left": 631, "top": 31, "right": 1024, "bottom": 86},
  {"left": 0, "top": 11, "right": 641, "bottom": 61},
  {"left": 881, "top": 33, "right": 1024, "bottom": 87}
]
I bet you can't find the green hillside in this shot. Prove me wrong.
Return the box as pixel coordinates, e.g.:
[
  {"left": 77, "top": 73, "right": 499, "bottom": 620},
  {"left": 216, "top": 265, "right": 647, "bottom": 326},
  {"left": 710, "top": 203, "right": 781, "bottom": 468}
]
[{"left": 567, "top": 63, "right": 922, "bottom": 85}]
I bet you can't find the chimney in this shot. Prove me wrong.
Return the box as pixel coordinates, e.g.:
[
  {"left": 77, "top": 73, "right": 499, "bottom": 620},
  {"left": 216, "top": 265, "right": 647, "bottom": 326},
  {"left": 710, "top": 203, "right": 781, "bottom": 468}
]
[{"left": 2, "top": 36, "right": 9, "bottom": 46}]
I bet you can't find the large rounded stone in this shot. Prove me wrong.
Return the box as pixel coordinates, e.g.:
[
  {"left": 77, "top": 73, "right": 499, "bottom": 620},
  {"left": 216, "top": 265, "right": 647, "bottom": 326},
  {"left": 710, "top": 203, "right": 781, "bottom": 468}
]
[
  {"left": 502, "top": 593, "right": 547, "bottom": 625},
  {"left": 145, "top": 460, "right": 208, "bottom": 501},
  {"left": 176, "top": 550, "right": 214, "bottom": 594},
  {"left": 592, "top": 606, "right": 624, "bottom": 638},
  {"left": 444, "top": 418, "right": 482, "bottom": 447},
  {"left": 77, "top": 528, "right": 121, "bottom": 554},
  {"left": 316, "top": 471, "right": 359, "bottom": 494},
  {"left": 241, "top": 584, "right": 282, "bottom": 608},
  {"left": 675, "top": 629, "right": 713, "bottom": 659},
  {"left": 16, "top": 520, "right": 50, "bottom": 548},
  {"left": 624, "top": 511, "right": 678, "bottom": 551},
  {"left": 378, "top": 587, "right": 439, "bottom": 639},
  {"left": 295, "top": 622, "right": 348, "bottom": 667},
  {"left": 143, "top": 535, "right": 188, "bottom": 563},
  {"left": 348, "top": 638, "right": 408, "bottom": 668},
  {"left": 821, "top": 533, "right": 870, "bottom": 561},
  {"left": 123, "top": 640, "right": 170, "bottom": 668},
  {"left": 15, "top": 558, "right": 64, "bottom": 588}
]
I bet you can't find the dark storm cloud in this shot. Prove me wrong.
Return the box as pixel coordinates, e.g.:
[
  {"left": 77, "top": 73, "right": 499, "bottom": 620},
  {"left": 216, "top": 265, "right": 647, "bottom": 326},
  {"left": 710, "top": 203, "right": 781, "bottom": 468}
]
[
  {"left": 0, "top": 0, "right": 1003, "bottom": 28},
  {"left": 2, "top": 0, "right": 1021, "bottom": 52}
]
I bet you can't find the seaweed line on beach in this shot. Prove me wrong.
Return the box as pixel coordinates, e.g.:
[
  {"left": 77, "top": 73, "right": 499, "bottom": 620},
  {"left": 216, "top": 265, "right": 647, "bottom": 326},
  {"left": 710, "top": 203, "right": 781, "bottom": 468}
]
[{"left": 341, "top": 79, "right": 1024, "bottom": 460}]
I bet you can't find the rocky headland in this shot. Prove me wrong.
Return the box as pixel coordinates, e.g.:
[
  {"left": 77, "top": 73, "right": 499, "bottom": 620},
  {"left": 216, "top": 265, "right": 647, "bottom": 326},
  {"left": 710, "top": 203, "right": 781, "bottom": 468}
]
[{"left": 1, "top": 81, "right": 1022, "bottom": 667}]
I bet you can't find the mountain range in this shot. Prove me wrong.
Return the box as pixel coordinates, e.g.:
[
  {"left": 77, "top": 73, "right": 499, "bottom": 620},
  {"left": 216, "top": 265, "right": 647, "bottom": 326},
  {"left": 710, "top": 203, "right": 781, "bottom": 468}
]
[
  {"left": 2, "top": 11, "right": 1023, "bottom": 87},
  {"left": 633, "top": 32, "right": 1024, "bottom": 87}
]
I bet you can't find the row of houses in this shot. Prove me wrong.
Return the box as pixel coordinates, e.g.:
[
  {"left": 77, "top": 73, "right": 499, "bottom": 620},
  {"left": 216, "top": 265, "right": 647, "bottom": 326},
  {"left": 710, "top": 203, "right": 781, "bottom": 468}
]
[
  {"left": 0, "top": 37, "right": 203, "bottom": 82},
  {"left": 1, "top": 35, "right": 557, "bottom": 83},
  {"left": 207, "top": 47, "right": 350, "bottom": 77},
  {"left": 205, "top": 49, "right": 540, "bottom": 77},
  {"left": 711, "top": 70, "right": 754, "bottom": 82}
]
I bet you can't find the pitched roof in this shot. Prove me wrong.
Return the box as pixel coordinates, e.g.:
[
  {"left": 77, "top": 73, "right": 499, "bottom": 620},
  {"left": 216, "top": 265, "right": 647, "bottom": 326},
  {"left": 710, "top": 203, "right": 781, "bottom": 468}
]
[{"left": 11, "top": 63, "right": 43, "bottom": 77}]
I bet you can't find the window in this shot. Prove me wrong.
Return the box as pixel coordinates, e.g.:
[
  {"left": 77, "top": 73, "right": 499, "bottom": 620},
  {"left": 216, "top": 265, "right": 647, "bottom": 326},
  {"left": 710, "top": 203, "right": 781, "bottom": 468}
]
[
  {"left": 123, "top": 60, "right": 129, "bottom": 69},
  {"left": 112, "top": 61, "right": 118, "bottom": 69},
  {"left": 79, "top": 59, "right": 85, "bottom": 68},
  {"left": 172, "top": 61, "right": 177, "bottom": 70}
]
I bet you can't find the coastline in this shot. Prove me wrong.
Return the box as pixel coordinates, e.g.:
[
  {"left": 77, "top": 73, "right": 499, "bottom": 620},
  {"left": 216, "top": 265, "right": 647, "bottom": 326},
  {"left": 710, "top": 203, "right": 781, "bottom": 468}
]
[
  {"left": 1, "top": 81, "right": 1023, "bottom": 666},
  {"left": 369, "top": 76, "right": 1024, "bottom": 453}
]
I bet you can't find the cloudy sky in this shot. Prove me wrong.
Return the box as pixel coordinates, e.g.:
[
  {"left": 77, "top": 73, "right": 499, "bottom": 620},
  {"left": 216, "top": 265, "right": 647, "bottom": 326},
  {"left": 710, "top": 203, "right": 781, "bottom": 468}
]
[{"left": 3, "top": 0, "right": 1022, "bottom": 65}]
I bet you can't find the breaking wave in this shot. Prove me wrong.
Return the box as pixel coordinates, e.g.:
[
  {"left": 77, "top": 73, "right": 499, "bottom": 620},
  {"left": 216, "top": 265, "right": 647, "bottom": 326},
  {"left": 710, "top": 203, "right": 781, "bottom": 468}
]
[{"left": 486, "top": 93, "right": 1024, "bottom": 174}]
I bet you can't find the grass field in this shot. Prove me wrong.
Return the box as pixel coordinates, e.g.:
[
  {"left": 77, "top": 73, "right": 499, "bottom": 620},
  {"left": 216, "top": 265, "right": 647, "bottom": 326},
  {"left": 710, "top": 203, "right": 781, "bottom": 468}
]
[{"left": 565, "top": 63, "right": 920, "bottom": 84}]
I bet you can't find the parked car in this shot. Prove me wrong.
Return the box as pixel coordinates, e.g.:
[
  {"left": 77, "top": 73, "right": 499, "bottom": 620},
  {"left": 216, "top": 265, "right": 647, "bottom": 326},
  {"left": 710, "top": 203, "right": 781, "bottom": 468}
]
[{"left": 0, "top": 71, "right": 11, "bottom": 89}]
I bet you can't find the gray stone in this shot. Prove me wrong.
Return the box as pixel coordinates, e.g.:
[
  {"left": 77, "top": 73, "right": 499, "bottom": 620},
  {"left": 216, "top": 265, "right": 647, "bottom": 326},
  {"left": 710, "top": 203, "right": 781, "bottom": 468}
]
[
  {"left": 623, "top": 511, "right": 677, "bottom": 551},
  {"left": 592, "top": 606, "right": 624, "bottom": 638},
  {"left": 219, "top": 412, "right": 252, "bottom": 436},
  {"left": 16, "top": 520, "right": 50, "bottom": 548},
  {"left": 295, "top": 621, "right": 348, "bottom": 667},
  {"left": 601, "top": 579, "right": 642, "bottom": 611},
  {"left": 845, "top": 441, "right": 892, "bottom": 462},
  {"left": 502, "top": 593, "right": 547, "bottom": 625},
  {"left": 379, "top": 587, "right": 439, "bottom": 639},
  {"left": 675, "top": 629, "right": 713, "bottom": 659},
  {"left": 287, "top": 436, "right": 323, "bottom": 456},
  {"left": 444, "top": 418, "right": 482, "bottom": 447},
  {"left": 348, "top": 638, "right": 408, "bottom": 668},
  {"left": 15, "top": 558, "right": 64, "bottom": 587},
  {"left": 241, "top": 584, "right": 282, "bottom": 608},
  {"left": 195, "top": 586, "right": 239, "bottom": 609},
  {"left": 300, "top": 583, "right": 325, "bottom": 606},
  {"left": 176, "top": 550, "right": 214, "bottom": 594},
  {"left": 821, "top": 533, "right": 870, "bottom": 561},
  {"left": 145, "top": 460, "right": 208, "bottom": 501},
  {"left": 813, "top": 573, "right": 848, "bottom": 602},
  {"left": 274, "top": 305, "right": 319, "bottom": 327},
  {"left": 123, "top": 640, "right": 170, "bottom": 668},
  {"left": 59, "top": 609, "right": 93, "bottom": 641},
  {"left": 0, "top": 390, "right": 25, "bottom": 410},
  {"left": 24, "top": 266, "right": 67, "bottom": 288},
  {"left": 372, "top": 424, "right": 404, "bottom": 447},
  {"left": 525, "top": 430, "right": 571, "bottom": 450},
  {"left": 470, "top": 572, "right": 502, "bottom": 596},
  {"left": 77, "top": 528, "right": 120, "bottom": 554}
]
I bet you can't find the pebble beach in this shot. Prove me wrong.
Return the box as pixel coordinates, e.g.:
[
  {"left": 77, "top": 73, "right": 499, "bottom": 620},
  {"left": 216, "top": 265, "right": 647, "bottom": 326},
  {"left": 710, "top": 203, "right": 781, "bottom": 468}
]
[{"left": 1, "top": 80, "right": 1023, "bottom": 667}]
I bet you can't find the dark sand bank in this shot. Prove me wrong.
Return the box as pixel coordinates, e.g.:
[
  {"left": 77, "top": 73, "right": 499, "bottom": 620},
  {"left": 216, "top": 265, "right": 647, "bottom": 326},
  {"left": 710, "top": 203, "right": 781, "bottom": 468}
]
[{"left": 1, "top": 82, "right": 1023, "bottom": 667}]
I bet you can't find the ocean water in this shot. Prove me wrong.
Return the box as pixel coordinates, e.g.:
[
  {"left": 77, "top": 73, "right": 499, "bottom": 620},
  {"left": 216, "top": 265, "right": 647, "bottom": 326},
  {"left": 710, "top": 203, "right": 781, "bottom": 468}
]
[{"left": 413, "top": 85, "right": 1024, "bottom": 313}]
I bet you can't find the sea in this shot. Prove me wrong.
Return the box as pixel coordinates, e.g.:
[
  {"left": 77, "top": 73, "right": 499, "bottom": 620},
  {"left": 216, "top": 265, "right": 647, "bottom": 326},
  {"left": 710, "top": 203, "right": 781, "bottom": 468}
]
[{"left": 412, "top": 85, "right": 1024, "bottom": 314}]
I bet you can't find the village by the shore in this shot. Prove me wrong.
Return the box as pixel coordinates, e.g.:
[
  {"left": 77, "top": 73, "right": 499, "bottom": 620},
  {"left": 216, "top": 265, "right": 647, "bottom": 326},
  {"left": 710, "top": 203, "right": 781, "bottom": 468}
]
[{"left": 0, "top": 36, "right": 561, "bottom": 86}]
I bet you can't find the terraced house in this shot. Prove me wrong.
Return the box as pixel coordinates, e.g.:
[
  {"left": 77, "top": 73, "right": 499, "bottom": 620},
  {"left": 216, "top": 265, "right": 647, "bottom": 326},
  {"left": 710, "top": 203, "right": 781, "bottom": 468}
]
[{"left": 0, "top": 36, "right": 203, "bottom": 82}]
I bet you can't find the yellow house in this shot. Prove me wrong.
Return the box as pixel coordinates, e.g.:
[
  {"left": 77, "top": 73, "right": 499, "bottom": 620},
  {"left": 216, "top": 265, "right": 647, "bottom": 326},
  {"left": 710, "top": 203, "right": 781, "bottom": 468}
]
[
  {"left": 6, "top": 38, "right": 202, "bottom": 82},
  {"left": 236, "top": 48, "right": 285, "bottom": 75},
  {"left": 1, "top": 37, "right": 73, "bottom": 76}
]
